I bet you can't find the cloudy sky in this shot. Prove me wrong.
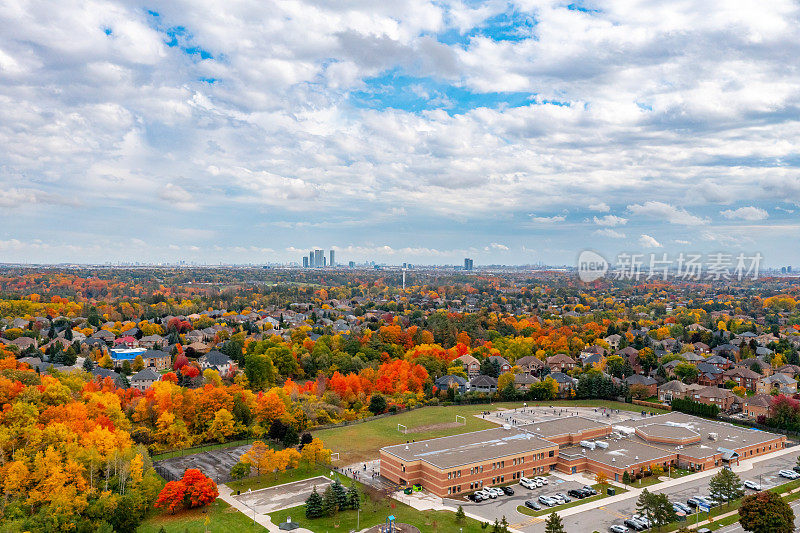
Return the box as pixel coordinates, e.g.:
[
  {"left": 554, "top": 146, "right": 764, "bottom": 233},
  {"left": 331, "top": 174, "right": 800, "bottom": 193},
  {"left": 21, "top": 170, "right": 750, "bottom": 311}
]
[{"left": 1, "top": 0, "right": 799, "bottom": 266}]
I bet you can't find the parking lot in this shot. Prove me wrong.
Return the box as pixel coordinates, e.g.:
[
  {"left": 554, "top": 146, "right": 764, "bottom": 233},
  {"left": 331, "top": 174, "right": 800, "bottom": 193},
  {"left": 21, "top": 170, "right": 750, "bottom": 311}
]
[
  {"left": 154, "top": 444, "right": 253, "bottom": 484},
  {"left": 522, "top": 445, "right": 800, "bottom": 533},
  {"left": 445, "top": 475, "right": 596, "bottom": 526}
]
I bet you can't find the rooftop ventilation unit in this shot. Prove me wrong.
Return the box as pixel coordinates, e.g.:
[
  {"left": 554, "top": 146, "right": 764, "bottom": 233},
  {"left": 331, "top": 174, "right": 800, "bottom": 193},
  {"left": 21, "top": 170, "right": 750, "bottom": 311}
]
[
  {"left": 580, "top": 440, "right": 596, "bottom": 450},
  {"left": 709, "top": 433, "right": 718, "bottom": 441},
  {"left": 596, "top": 441, "right": 609, "bottom": 449},
  {"left": 503, "top": 424, "right": 512, "bottom": 430}
]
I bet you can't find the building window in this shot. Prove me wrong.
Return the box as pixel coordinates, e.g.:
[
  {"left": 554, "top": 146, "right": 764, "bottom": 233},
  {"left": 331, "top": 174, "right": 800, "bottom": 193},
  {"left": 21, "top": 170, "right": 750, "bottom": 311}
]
[{"left": 549, "top": 450, "right": 554, "bottom": 457}]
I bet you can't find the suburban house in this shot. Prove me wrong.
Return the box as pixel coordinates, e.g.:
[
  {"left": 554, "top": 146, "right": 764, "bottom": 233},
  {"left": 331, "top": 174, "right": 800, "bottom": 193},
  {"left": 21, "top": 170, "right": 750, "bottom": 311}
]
[
  {"left": 696, "top": 362, "right": 725, "bottom": 387},
  {"left": 603, "top": 335, "right": 621, "bottom": 351},
  {"left": 141, "top": 349, "right": 171, "bottom": 371},
  {"left": 469, "top": 375, "right": 498, "bottom": 394},
  {"left": 737, "top": 358, "right": 771, "bottom": 377},
  {"left": 434, "top": 375, "right": 469, "bottom": 395},
  {"left": 130, "top": 368, "right": 160, "bottom": 391},
  {"left": 742, "top": 394, "right": 773, "bottom": 419},
  {"left": 515, "top": 355, "right": 545, "bottom": 375},
  {"left": 514, "top": 374, "right": 539, "bottom": 391},
  {"left": 546, "top": 353, "right": 577, "bottom": 373},
  {"left": 625, "top": 374, "right": 658, "bottom": 397},
  {"left": 756, "top": 373, "right": 798, "bottom": 395},
  {"left": 693, "top": 386, "right": 739, "bottom": 412},
  {"left": 456, "top": 354, "right": 481, "bottom": 378},
  {"left": 549, "top": 372, "right": 577, "bottom": 396},
  {"left": 693, "top": 342, "right": 710, "bottom": 354},
  {"left": 722, "top": 367, "right": 761, "bottom": 391},
  {"left": 616, "top": 346, "right": 641, "bottom": 373},
  {"left": 488, "top": 355, "right": 512, "bottom": 374},
  {"left": 776, "top": 364, "right": 800, "bottom": 379},
  {"left": 704, "top": 355, "right": 732, "bottom": 371},
  {"left": 199, "top": 350, "right": 234, "bottom": 375},
  {"left": 658, "top": 380, "right": 688, "bottom": 403}
]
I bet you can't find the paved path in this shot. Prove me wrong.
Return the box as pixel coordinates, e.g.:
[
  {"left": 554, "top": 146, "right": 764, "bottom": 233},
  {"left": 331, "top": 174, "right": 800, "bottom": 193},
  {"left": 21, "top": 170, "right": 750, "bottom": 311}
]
[
  {"left": 218, "top": 483, "right": 313, "bottom": 533},
  {"left": 233, "top": 476, "right": 333, "bottom": 514}
]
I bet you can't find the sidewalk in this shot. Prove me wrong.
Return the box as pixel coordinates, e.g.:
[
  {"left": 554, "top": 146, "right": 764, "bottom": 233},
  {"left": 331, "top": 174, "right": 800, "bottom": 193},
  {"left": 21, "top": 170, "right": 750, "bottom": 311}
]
[{"left": 218, "top": 484, "right": 314, "bottom": 533}]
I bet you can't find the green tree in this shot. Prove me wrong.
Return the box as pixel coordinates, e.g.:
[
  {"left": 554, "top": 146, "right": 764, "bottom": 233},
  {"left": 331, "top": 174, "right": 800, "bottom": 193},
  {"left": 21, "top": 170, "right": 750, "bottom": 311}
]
[
  {"left": 635, "top": 488, "right": 676, "bottom": 530},
  {"left": 709, "top": 468, "right": 744, "bottom": 506},
  {"left": 455, "top": 505, "right": 466, "bottom": 524},
  {"left": 305, "top": 487, "right": 323, "bottom": 518},
  {"left": 321, "top": 484, "right": 338, "bottom": 517},
  {"left": 739, "top": 491, "right": 794, "bottom": 533},
  {"left": 368, "top": 394, "right": 387, "bottom": 415},
  {"left": 674, "top": 362, "right": 699, "bottom": 383},
  {"left": 244, "top": 353, "right": 277, "bottom": 391},
  {"left": 83, "top": 356, "right": 94, "bottom": 372},
  {"left": 346, "top": 483, "right": 360, "bottom": 510},
  {"left": 544, "top": 512, "right": 566, "bottom": 533},
  {"left": 329, "top": 479, "right": 348, "bottom": 511},
  {"left": 230, "top": 462, "right": 251, "bottom": 480},
  {"left": 622, "top": 471, "right": 631, "bottom": 486}
]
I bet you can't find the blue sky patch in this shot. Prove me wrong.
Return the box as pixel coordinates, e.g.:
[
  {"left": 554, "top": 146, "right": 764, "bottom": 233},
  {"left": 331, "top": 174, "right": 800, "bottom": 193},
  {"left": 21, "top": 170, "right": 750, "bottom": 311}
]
[
  {"left": 350, "top": 71, "right": 535, "bottom": 114},
  {"left": 438, "top": 8, "right": 536, "bottom": 46}
]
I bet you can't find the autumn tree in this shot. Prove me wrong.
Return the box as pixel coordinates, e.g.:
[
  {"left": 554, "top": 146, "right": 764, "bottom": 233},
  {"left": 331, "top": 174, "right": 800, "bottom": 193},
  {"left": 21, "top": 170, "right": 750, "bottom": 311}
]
[
  {"left": 739, "top": 491, "right": 794, "bottom": 533},
  {"left": 241, "top": 441, "right": 274, "bottom": 476}
]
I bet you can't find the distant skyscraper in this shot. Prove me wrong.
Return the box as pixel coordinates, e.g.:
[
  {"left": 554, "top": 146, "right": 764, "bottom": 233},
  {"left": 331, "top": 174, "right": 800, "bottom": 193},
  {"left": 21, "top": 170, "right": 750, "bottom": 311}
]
[
  {"left": 348, "top": 261, "right": 355, "bottom": 268},
  {"left": 302, "top": 256, "right": 308, "bottom": 268},
  {"left": 314, "top": 249, "right": 323, "bottom": 268},
  {"left": 464, "top": 258, "right": 474, "bottom": 271},
  {"left": 309, "top": 251, "right": 314, "bottom": 267},
  {"left": 330, "top": 250, "right": 335, "bottom": 267}
]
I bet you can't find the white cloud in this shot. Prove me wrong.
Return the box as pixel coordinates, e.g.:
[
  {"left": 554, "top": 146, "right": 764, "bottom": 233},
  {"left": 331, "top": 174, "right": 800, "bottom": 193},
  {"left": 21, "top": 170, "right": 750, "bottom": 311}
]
[
  {"left": 593, "top": 215, "right": 627, "bottom": 227},
  {"left": 587, "top": 202, "right": 610, "bottom": 212},
  {"left": 639, "top": 234, "right": 662, "bottom": 248},
  {"left": 720, "top": 206, "right": 768, "bottom": 221},
  {"left": 486, "top": 242, "right": 509, "bottom": 251},
  {"left": 627, "top": 202, "right": 709, "bottom": 226},
  {"left": 1, "top": 1, "right": 800, "bottom": 262},
  {"left": 529, "top": 214, "right": 566, "bottom": 223},
  {"left": 593, "top": 228, "right": 626, "bottom": 239}
]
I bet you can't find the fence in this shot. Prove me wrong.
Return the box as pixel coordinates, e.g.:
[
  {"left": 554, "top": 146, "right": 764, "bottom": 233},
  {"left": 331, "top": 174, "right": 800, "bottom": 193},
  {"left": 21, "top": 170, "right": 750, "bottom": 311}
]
[
  {"left": 151, "top": 437, "right": 259, "bottom": 462},
  {"left": 632, "top": 399, "right": 671, "bottom": 411}
]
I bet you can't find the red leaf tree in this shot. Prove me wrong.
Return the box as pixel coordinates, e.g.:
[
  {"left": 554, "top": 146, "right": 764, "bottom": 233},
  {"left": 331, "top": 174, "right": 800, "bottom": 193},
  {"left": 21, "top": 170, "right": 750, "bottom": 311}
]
[{"left": 155, "top": 468, "right": 218, "bottom": 513}]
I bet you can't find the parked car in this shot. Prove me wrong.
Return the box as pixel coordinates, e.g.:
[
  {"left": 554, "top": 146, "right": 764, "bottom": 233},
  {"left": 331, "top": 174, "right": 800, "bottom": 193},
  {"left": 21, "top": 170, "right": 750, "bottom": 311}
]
[
  {"left": 502, "top": 486, "right": 515, "bottom": 496},
  {"left": 525, "top": 500, "right": 541, "bottom": 510},
  {"left": 486, "top": 488, "right": 501, "bottom": 498},
  {"left": 793, "top": 465, "right": 800, "bottom": 474},
  {"left": 475, "top": 489, "right": 491, "bottom": 500},
  {"left": 535, "top": 476, "right": 549, "bottom": 485},
  {"left": 779, "top": 469, "right": 799, "bottom": 479},
  {"left": 687, "top": 498, "right": 701, "bottom": 508},
  {"left": 467, "top": 493, "right": 483, "bottom": 502},
  {"left": 583, "top": 485, "right": 598, "bottom": 495},
  {"left": 538, "top": 495, "right": 556, "bottom": 506},
  {"left": 609, "top": 526, "right": 628, "bottom": 533},
  {"left": 568, "top": 489, "right": 585, "bottom": 499},
  {"left": 672, "top": 501, "right": 691, "bottom": 514},
  {"left": 632, "top": 515, "right": 651, "bottom": 528},
  {"left": 555, "top": 492, "right": 572, "bottom": 503},
  {"left": 744, "top": 480, "right": 761, "bottom": 490},
  {"left": 624, "top": 518, "right": 646, "bottom": 531}
]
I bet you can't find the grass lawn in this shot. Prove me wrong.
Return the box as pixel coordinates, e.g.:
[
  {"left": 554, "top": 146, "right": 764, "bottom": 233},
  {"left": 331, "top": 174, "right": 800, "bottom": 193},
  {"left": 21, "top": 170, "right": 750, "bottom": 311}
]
[
  {"left": 666, "top": 467, "right": 693, "bottom": 479},
  {"left": 516, "top": 484, "right": 627, "bottom": 517},
  {"left": 227, "top": 463, "right": 333, "bottom": 492},
  {"left": 314, "top": 400, "right": 661, "bottom": 465},
  {"left": 137, "top": 499, "right": 267, "bottom": 533},
  {"left": 270, "top": 488, "right": 489, "bottom": 532}
]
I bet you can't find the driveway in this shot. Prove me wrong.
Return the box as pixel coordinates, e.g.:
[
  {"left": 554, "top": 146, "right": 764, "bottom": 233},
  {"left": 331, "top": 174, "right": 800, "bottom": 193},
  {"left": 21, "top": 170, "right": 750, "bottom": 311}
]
[{"left": 233, "top": 476, "right": 333, "bottom": 514}]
